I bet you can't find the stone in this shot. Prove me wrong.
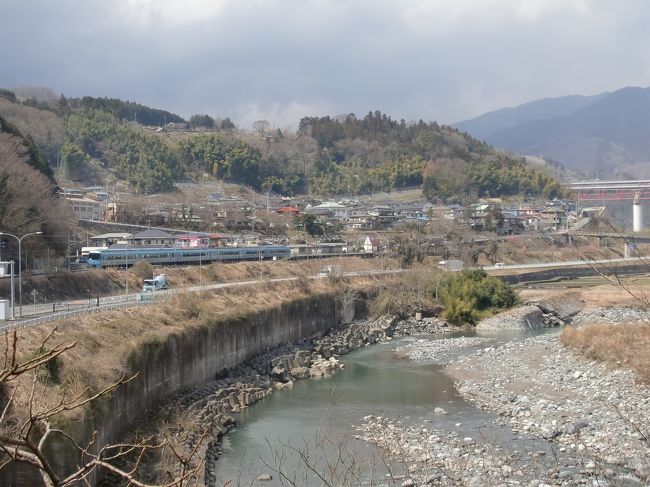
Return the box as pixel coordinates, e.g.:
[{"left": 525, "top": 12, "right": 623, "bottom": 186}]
[
  {"left": 290, "top": 366, "right": 310, "bottom": 379},
  {"left": 257, "top": 473, "right": 273, "bottom": 481}
]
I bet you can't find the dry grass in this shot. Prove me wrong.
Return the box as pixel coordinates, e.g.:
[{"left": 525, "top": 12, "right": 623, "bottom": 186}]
[
  {"left": 156, "top": 256, "right": 397, "bottom": 288},
  {"left": 520, "top": 282, "right": 650, "bottom": 310},
  {"left": 561, "top": 323, "right": 650, "bottom": 383},
  {"left": 0, "top": 256, "right": 397, "bottom": 303}
]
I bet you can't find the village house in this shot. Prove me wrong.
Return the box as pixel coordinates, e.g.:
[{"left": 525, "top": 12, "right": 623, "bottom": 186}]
[
  {"left": 540, "top": 207, "right": 568, "bottom": 231},
  {"left": 368, "top": 205, "right": 397, "bottom": 226},
  {"left": 64, "top": 194, "right": 103, "bottom": 221},
  {"left": 306, "top": 201, "right": 348, "bottom": 220},
  {"left": 363, "top": 234, "right": 383, "bottom": 253},
  {"left": 90, "top": 233, "right": 133, "bottom": 247},
  {"left": 131, "top": 229, "right": 175, "bottom": 246},
  {"left": 346, "top": 208, "right": 374, "bottom": 229}
]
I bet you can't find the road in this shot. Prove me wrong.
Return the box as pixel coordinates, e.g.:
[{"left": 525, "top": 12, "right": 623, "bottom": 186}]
[
  {"left": 0, "top": 269, "right": 397, "bottom": 330},
  {"left": 3, "top": 255, "right": 649, "bottom": 330}
]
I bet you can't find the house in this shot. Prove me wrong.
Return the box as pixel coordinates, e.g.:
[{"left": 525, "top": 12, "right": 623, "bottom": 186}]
[
  {"left": 540, "top": 207, "right": 567, "bottom": 231},
  {"left": 368, "top": 205, "right": 397, "bottom": 226},
  {"left": 306, "top": 201, "right": 348, "bottom": 220},
  {"left": 131, "top": 229, "right": 175, "bottom": 246},
  {"left": 66, "top": 196, "right": 103, "bottom": 221},
  {"left": 346, "top": 208, "right": 374, "bottom": 229},
  {"left": 394, "top": 203, "right": 426, "bottom": 221},
  {"left": 175, "top": 234, "right": 210, "bottom": 248},
  {"left": 501, "top": 211, "right": 526, "bottom": 235},
  {"left": 363, "top": 234, "right": 383, "bottom": 253},
  {"left": 90, "top": 233, "right": 133, "bottom": 247},
  {"left": 213, "top": 205, "right": 250, "bottom": 230},
  {"left": 467, "top": 203, "right": 492, "bottom": 231},
  {"left": 316, "top": 242, "right": 347, "bottom": 255},
  {"left": 522, "top": 215, "right": 542, "bottom": 231}
]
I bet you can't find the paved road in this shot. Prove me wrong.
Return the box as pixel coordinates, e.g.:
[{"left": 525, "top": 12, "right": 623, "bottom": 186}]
[
  {"left": 0, "top": 269, "right": 397, "bottom": 330},
  {"left": 3, "top": 256, "right": 648, "bottom": 330}
]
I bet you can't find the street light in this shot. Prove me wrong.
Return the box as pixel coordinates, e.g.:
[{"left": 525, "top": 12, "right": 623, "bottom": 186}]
[{"left": 0, "top": 231, "right": 43, "bottom": 318}]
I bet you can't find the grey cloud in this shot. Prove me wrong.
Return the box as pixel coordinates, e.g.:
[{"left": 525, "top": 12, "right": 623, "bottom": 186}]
[{"left": 2, "top": 0, "right": 650, "bottom": 129}]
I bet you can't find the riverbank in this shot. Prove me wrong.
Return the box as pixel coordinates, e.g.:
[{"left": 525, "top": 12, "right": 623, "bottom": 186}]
[
  {"left": 152, "top": 314, "right": 453, "bottom": 485},
  {"left": 358, "top": 306, "right": 650, "bottom": 486}
]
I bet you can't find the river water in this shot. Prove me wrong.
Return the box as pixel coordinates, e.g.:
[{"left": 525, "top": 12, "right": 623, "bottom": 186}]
[{"left": 214, "top": 330, "right": 556, "bottom": 486}]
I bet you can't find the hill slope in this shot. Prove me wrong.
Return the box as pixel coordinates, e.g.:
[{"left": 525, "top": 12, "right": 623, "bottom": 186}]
[{"left": 0, "top": 115, "right": 72, "bottom": 251}]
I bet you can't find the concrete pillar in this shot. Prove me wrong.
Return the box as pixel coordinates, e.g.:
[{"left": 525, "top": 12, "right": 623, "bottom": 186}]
[{"left": 633, "top": 195, "right": 643, "bottom": 232}]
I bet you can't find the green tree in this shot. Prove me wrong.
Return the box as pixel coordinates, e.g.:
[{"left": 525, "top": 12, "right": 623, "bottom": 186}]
[
  {"left": 439, "top": 269, "right": 518, "bottom": 325},
  {"left": 294, "top": 213, "right": 324, "bottom": 236},
  {"left": 60, "top": 142, "right": 89, "bottom": 180},
  {"left": 189, "top": 114, "right": 215, "bottom": 128}
]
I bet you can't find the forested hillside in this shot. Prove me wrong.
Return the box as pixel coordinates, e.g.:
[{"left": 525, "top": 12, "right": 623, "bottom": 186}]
[
  {"left": 0, "top": 115, "right": 72, "bottom": 251},
  {"left": 0, "top": 90, "right": 564, "bottom": 200}
]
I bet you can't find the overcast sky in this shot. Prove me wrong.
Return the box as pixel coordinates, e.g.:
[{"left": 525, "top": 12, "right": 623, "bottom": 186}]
[{"left": 2, "top": 0, "right": 649, "bottom": 130}]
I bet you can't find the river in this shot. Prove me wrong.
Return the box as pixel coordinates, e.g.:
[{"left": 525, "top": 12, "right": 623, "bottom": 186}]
[{"left": 213, "top": 329, "right": 558, "bottom": 486}]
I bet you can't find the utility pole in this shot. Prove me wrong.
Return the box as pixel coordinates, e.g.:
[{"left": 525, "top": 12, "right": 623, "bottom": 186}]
[
  {"left": 10, "top": 260, "right": 15, "bottom": 319},
  {"left": 0, "top": 231, "right": 43, "bottom": 318},
  {"left": 125, "top": 247, "right": 129, "bottom": 302}
]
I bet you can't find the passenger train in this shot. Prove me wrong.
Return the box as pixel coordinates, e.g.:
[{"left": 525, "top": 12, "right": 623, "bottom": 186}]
[{"left": 87, "top": 245, "right": 291, "bottom": 268}]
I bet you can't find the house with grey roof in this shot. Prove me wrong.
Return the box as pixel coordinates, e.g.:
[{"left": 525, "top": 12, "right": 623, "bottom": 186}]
[{"left": 132, "top": 229, "right": 175, "bottom": 246}]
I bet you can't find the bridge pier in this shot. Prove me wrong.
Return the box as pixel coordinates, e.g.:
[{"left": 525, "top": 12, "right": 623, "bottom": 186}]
[{"left": 633, "top": 194, "right": 643, "bottom": 232}]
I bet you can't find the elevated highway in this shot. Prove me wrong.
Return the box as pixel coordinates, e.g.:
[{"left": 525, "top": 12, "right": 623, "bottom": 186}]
[
  {"left": 570, "top": 179, "right": 650, "bottom": 201},
  {"left": 569, "top": 179, "right": 650, "bottom": 232}
]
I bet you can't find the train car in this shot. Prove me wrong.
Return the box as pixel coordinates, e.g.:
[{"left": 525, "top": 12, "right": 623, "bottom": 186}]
[{"left": 87, "top": 245, "right": 291, "bottom": 268}]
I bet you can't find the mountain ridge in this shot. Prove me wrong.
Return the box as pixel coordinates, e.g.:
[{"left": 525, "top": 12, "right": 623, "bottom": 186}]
[
  {"left": 453, "top": 91, "right": 608, "bottom": 140},
  {"left": 454, "top": 86, "right": 650, "bottom": 176}
]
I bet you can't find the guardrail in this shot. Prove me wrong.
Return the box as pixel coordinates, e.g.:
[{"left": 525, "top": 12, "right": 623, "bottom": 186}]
[{"left": 0, "top": 298, "right": 157, "bottom": 332}]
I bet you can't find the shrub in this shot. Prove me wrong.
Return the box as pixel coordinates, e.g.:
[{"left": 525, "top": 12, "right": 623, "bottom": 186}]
[
  {"left": 35, "top": 345, "right": 62, "bottom": 384},
  {"left": 439, "top": 269, "right": 518, "bottom": 325},
  {"left": 132, "top": 260, "right": 154, "bottom": 281}
]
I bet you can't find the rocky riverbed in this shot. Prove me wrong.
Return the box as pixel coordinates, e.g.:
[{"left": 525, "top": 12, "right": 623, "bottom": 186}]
[
  {"left": 358, "top": 307, "right": 650, "bottom": 486},
  {"left": 453, "top": 331, "right": 650, "bottom": 482},
  {"left": 394, "top": 336, "right": 494, "bottom": 365},
  {"left": 162, "top": 314, "right": 411, "bottom": 485}
]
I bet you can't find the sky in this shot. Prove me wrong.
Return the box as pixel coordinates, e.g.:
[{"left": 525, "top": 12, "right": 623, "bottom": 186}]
[{"left": 2, "top": 0, "right": 650, "bottom": 130}]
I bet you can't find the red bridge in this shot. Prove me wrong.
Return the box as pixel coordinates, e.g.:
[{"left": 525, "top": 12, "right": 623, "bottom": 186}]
[{"left": 570, "top": 180, "right": 650, "bottom": 201}]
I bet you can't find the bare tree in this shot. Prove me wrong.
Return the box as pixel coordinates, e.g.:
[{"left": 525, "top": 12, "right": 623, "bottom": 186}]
[
  {"left": 252, "top": 120, "right": 270, "bottom": 134},
  {"left": 0, "top": 329, "right": 203, "bottom": 487}
]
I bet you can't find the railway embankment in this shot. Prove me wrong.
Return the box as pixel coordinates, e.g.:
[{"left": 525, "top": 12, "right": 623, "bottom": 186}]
[{"left": 0, "top": 256, "right": 389, "bottom": 302}]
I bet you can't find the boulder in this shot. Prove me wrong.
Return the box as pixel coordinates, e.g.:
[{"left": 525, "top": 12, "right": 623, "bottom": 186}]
[
  {"left": 530, "top": 293, "right": 584, "bottom": 321},
  {"left": 290, "top": 366, "right": 311, "bottom": 380},
  {"left": 477, "top": 305, "right": 545, "bottom": 330}
]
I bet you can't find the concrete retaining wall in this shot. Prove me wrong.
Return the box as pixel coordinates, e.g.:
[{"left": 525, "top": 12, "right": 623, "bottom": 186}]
[
  {"left": 499, "top": 262, "right": 647, "bottom": 285},
  {"left": 3, "top": 292, "right": 347, "bottom": 486}
]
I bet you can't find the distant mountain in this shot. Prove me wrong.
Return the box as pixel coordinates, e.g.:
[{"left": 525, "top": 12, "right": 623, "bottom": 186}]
[
  {"left": 454, "top": 87, "right": 650, "bottom": 177},
  {"left": 454, "top": 92, "right": 608, "bottom": 141}
]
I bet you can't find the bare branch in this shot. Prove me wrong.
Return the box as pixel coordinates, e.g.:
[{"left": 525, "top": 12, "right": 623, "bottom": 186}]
[{"left": 0, "top": 329, "right": 201, "bottom": 487}]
